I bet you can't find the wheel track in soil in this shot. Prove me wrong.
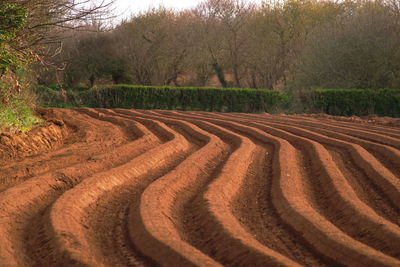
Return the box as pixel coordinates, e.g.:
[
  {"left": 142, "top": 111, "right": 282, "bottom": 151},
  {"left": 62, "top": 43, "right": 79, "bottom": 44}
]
[{"left": 0, "top": 108, "right": 399, "bottom": 267}]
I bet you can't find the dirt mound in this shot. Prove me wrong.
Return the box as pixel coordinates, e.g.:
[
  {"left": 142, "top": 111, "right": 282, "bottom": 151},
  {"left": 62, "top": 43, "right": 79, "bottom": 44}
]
[{"left": 0, "top": 108, "right": 399, "bottom": 266}]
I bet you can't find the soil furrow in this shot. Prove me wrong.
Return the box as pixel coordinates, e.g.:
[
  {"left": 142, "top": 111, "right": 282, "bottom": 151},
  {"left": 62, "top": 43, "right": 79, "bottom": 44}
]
[
  {"left": 2, "top": 108, "right": 399, "bottom": 267},
  {"left": 171, "top": 110, "right": 397, "bottom": 262},
  {"left": 235, "top": 113, "right": 400, "bottom": 149},
  {"left": 0, "top": 112, "right": 160, "bottom": 266},
  {"left": 122, "top": 110, "right": 300, "bottom": 266},
  {"left": 207, "top": 112, "right": 400, "bottom": 186},
  {"left": 191, "top": 112, "right": 400, "bottom": 222},
  {"left": 0, "top": 108, "right": 133, "bottom": 192},
  {"left": 126, "top": 112, "right": 226, "bottom": 266},
  {"left": 290, "top": 114, "right": 400, "bottom": 137},
  {"left": 156, "top": 110, "right": 326, "bottom": 266},
  {"left": 42, "top": 115, "right": 193, "bottom": 266},
  {"left": 250, "top": 120, "right": 400, "bottom": 219},
  {"left": 236, "top": 121, "right": 400, "bottom": 259},
  {"left": 216, "top": 114, "right": 400, "bottom": 221},
  {"left": 258, "top": 116, "right": 400, "bottom": 178}
]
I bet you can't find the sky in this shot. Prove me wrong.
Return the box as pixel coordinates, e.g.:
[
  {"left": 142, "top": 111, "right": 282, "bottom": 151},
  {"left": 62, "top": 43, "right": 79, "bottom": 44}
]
[{"left": 114, "top": 0, "right": 262, "bottom": 17}]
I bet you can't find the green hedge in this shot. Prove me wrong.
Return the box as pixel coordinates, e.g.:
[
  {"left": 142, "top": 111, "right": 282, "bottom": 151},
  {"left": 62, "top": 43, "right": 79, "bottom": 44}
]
[
  {"left": 75, "top": 85, "right": 289, "bottom": 113},
  {"left": 305, "top": 89, "right": 400, "bottom": 117},
  {"left": 35, "top": 85, "right": 400, "bottom": 117}
]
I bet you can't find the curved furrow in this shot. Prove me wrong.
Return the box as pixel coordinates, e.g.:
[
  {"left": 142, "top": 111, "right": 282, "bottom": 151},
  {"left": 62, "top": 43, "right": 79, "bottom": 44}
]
[
  {"left": 75, "top": 108, "right": 140, "bottom": 140},
  {"left": 0, "top": 108, "right": 132, "bottom": 193},
  {"left": 273, "top": 116, "right": 400, "bottom": 178},
  {"left": 215, "top": 112, "right": 400, "bottom": 178},
  {"left": 277, "top": 113, "right": 400, "bottom": 139},
  {"left": 154, "top": 110, "right": 324, "bottom": 266},
  {"left": 3, "top": 108, "right": 400, "bottom": 267},
  {"left": 172, "top": 111, "right": 400, "bottom": 266},
  {"left": 289, "top": 114, "right": 400, "bottom": 138},
  {"left": 256, "top": 121, "right": 400, "bottom": 223},
  {"left": 217, "top": 114, "right": 400, "bottom": 220},
  {"left": 0, "top": 108, "right": 134, "bottom": 192},
  {"left": 121, "top": 110, "right": 300, "bottom": 266},
  {"left": 41, "top": 114, "right": 194, "bottom": 266},
  {"left": 125, "top": 112, "right": 226, "bottom": 266},
  {"left": 194, "top": 112, "right": 400, "bottom": 252},
  {"left": 22, "top": 112, "right": 167, "bottom": 267},
  {"left": 80, "top": 110, "right": 219, "bottom": 266},
  {"left": 237, "top": 122, "right": 400, "bottom": 259},
  {"left": 261, "top": 121, "right": 400, "bottom": 207},
  {"left": 267, "top": 131, "right": 400, "bottom": 267},
  {"left": 0, "top": 111, "right": 161, "bottom": 266},
  {"left": 233, "top": 113, "right": 400, "bottom": 149},
  {"left": 233, "top": 112, "right": 400, "bottom": 141}
]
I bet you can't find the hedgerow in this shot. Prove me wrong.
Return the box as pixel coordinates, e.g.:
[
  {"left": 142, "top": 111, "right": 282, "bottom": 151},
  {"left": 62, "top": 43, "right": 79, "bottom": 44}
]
[
  {"left": 35, "top": 85, "right": 400, "bottom": 117},
  {"left": 303, "top": 89, "right": 400, "bottom": 117},
  {"left": 44, "top": 85, "right": 289, "bottom": 113}
]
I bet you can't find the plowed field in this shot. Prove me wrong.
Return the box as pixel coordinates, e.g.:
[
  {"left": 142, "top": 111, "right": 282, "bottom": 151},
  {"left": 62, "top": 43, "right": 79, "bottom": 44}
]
[{"left": 1, "top": 108, "right": 400, "bottom": 267}]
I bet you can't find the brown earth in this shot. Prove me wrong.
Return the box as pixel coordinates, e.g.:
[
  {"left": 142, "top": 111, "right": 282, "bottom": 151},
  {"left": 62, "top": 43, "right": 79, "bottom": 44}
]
[{"left": 0, "top": 108, "right": 399, "bottom": 267}]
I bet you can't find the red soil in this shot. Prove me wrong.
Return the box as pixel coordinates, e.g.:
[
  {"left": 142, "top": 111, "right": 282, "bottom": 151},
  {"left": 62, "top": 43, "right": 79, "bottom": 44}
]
[{"left": 0, "top": 108, "right": 399, "bottom": 266}]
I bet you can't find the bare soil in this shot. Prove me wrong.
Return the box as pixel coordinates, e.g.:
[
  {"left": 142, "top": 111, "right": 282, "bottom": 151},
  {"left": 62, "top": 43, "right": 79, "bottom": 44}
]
[{"left": 0, "top": 108, "right": 399, "bottom": 267}]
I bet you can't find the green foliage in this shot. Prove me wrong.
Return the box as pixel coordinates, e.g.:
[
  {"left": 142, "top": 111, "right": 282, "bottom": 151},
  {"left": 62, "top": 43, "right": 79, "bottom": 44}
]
[{"left": 301, "top": 89, "right": 400, "bottom": 117}]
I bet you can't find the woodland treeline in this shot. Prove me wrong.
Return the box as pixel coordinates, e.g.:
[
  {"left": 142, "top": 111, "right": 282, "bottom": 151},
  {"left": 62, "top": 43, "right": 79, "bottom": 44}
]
[{"left": 40, "top": 0, "right": 400, "bottom": 90}]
